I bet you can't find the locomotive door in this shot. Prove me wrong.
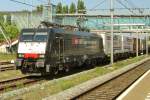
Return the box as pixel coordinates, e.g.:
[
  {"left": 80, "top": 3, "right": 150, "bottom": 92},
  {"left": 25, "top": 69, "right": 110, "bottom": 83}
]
[{"left": 57, "top": 37, "right": 64, "bottom": 62}]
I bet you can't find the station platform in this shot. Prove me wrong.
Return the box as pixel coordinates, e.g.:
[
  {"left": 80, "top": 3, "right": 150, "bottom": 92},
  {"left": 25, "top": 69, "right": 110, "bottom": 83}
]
[{"left": 117, "top": 70, "right": 150, "bottom": 100}]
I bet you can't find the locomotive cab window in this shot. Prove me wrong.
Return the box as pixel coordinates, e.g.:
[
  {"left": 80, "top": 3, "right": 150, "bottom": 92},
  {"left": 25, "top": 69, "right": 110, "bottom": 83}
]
[
  {"left": 20, "top": 32, "right": 48, "bottom": 42},
  {"left": 20, "top": 32, "right": 34, "bottom": 42},
  {"left": 34, "top": 32, "right": 48, "bottom": 42}
]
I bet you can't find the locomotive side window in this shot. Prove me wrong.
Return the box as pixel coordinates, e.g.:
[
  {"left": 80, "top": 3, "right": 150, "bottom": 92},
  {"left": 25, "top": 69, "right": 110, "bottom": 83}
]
[
  {"left": 34, "top": 32, "right": 48, "bottom": 42},
  {"left": 20, "top": 32, "right": 34, "bottom": 42}
]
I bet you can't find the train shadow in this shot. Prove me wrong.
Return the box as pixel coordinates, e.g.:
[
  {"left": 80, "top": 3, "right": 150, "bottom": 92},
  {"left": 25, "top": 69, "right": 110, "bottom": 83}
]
[
  {"left": 42, "top": 62, "right": 109, "bottom": 81},
  {"left": 27, "top": 54, "right": 143, "bottom": 81}
]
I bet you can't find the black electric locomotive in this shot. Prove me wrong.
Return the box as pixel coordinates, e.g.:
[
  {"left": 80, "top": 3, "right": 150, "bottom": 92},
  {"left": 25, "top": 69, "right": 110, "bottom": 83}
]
[{"left": 16, "top": 22, "right": 105, "bottom": 75}]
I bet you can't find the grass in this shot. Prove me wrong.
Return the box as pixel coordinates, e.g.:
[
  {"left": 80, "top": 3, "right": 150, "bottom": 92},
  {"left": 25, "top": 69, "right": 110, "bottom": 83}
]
[
  {"left": 0, "top": 53, "right": 24, "bottom": 82},
  {"left": 0, "top": 70, "right": 24, "bottom": 81},
  {"left": 10, "top": 55, "right": 148, "bottom": 100},
  {"left": 0, "top": 53, "right": 16, "bottom": 61},
  {"left": 112, "top": 56, "right": 147, "bottom": 69}
]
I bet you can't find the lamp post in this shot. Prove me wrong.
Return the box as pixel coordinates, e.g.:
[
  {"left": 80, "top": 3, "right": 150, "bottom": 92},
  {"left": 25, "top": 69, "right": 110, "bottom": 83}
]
[
  {"left": 136, "top": 27, "right": 139, "bottom": 57},
  {"left": 110, "top": 0, "right": 114, "bottom": 65}
]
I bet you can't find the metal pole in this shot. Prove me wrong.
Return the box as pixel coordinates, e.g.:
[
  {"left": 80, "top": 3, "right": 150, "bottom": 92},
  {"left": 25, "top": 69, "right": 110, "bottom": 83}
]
[
  {"left": 48, "top": 0, "right": 52, "bottom": 22},
  {"left": 136, "top": 28, "right": 139, "bottom": 57},
  {"left": 146, "top": 16, "right": 149, "bottom": 56},
  {"left": 31, "top": 0, "right": 33, "bottom": 27},
  {"left": 110, "top": 0, "right": 114, "bottom": 65},
  {"left": 121, "top": 31, "right": 124, "bottom": 52},
  {"left": 141, "top": 26, "right": 143, "bottom": 55},
  {"left": 27, "top": 12, "right": 29, "bottom": 28},
  {"left": 48, "top": 0, "right": 50, "bottom": 5},
  {"left": 146, "top": 32, "right": 148, "bottom": 55}
]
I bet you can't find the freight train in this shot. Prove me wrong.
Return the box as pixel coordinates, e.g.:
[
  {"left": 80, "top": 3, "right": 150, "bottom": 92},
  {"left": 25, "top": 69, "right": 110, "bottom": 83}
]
[
  {"left": 98, "top": 32, "right": 146, "bottom": 61},
  {"left": 15, "top": 22, "right": 146, "bottom": 75}
]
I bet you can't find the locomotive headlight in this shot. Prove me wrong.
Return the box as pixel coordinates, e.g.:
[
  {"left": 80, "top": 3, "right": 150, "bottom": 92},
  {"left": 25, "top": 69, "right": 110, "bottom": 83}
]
[
  {"left": 18, "top": 54, "right": 24, "bottom": 58},
  {"left": 39, "top": 54, "right": 45, "bottom": 58}
]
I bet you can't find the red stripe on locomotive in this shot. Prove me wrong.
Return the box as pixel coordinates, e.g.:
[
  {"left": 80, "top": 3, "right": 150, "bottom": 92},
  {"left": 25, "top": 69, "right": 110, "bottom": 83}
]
[{"left": 24, "top": 53, "right": 39, "bottom": 59}]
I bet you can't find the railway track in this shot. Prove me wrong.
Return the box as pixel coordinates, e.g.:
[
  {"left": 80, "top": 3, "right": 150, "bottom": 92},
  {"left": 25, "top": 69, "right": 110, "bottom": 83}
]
[
  {"left": 0, "top": 76, "right": 42, "bottom": 93},
  {"left": 74, "top": 60, "right": 150, "bottom": 100},
  {"left": 0, "top": 64, "right": 15, "bottom": 71},
  {"left": 0, "top": 61, "right": 11, "bottom": 65},
  {"left": 0, "top": 61, "right": 15, "bottom": 71}
]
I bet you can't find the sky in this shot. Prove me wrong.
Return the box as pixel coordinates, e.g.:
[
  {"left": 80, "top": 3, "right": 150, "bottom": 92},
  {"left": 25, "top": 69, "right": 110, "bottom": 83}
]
[{"left": 0, "top": 0, "right": 150, "bottom": 11}]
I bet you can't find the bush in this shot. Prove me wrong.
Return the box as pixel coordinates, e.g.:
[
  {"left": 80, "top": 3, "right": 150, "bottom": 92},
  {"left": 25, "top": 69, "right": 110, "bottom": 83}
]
[
  {"left": 0, "top": 22, "right": 19, "bottom": 42},
  {"left": 4, "top": 24, "right": 19, "bottom": 39}
]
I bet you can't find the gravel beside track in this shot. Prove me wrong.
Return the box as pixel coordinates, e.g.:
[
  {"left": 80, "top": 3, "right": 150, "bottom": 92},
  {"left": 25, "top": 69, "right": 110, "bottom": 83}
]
[{"left": 76, "top": 60, "right": 150, "bottom": 100}]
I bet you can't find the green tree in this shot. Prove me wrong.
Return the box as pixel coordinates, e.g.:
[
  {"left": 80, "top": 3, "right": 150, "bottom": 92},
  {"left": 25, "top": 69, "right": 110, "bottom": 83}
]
[
  {"left": 77, "top": 0, "right": 86, "bottom": 13},
  {"left": 36, "top": 5, "right": 43, "bottom": 12},
  {"left": 3, "top": 23, "right": 19, "bottom": 39},
  {"left": 69, "top": 2, "right": 76, "bottom": 14},
  {"left": 0, "top": 14, "right": 19, "bottom": 43},
  {"left": 56, "top": 2, "right": 63, "bottom": 14},
  {"left": 63, "top": 5, "right": 69, "bottom": 14},
  {"left": 0, "top": 14, "right": 4, "bottom": 23},
  {"left": 66, "top": 5, "right": 69, "bottom": 13}
]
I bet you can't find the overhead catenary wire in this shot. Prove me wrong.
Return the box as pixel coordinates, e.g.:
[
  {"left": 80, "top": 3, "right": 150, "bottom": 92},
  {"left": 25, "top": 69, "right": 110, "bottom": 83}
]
[
  {"left": 123, "top": 0, "right": 147, "bottom": 25},
  {"left": 37, "top": 0, "right": 47, "bottom": 4},
  {"left": 9, "top": 0, "right": 150, "bottom": 15},
  {"left": 124, "top": 0, "right": 137, "bottom": 8},
  {"left": 10, "top": 0, "right": 51, "bottom": 9},
  {"left": 116, "top": 0, "right": 137, "bottom": 15},
  {"left": 10, "top": 0, "right": 36, "bottom": 7},
  {"left": 90, "top": 0, "right": 106, "bottom": 10},
  {"left": 124, "top": 0, "right": 144, "bottom": 14}
]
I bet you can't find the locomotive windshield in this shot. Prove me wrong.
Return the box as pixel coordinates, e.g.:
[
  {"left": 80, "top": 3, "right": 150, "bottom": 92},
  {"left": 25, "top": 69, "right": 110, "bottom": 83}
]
[
  {"left": 21, "top": 32, "right": 34, "bottom": 42},
  {"left": 20, "top": 32, "right": 48, "bottom": 42},
  {"left": 34, "top": 32, "right": 48, "bottom": 42}
]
